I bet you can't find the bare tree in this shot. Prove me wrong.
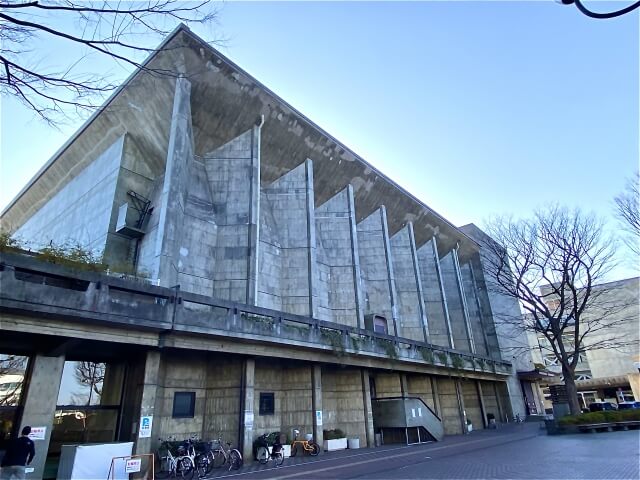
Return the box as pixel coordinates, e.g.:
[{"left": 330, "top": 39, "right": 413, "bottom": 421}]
[
  {"left": 0, "top": 354, "right": 27, "bottom": 407},
  {"left": 482, "top": 206, "right": 633, "bottom": 415},
  {"left": 0, "top": 0, "right": 220, "bottom": 125},
  {"left": 614, "top": 171, "right": 640, "bottom": 256},
  {"left": 73, "top": 361, "right": 105, "bottom": 404}
]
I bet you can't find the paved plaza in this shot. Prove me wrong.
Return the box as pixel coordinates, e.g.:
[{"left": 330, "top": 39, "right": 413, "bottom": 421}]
[{"left": 207, "top": 423, "right": 640, "bottom": 479}]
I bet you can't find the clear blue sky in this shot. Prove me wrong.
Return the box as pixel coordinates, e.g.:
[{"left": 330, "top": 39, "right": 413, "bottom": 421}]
[{"left": 1, "top": 1, "right": 638, "bottom": 279}]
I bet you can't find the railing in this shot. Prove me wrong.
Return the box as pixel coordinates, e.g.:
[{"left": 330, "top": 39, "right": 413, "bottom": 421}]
[{"left": 0, "top": 251, "right": 512, "bottom": 376}]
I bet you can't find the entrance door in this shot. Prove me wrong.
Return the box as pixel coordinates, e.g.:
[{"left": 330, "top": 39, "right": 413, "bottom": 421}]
[{"left": 521, "top": 381, "right": 538, "bottom": 415}]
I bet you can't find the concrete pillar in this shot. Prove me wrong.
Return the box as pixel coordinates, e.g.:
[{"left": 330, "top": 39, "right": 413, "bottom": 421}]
[
  {"left": 361, "top": 369, "right": 375, "bottom": 447},
  {"left": 134, "top": 351, "right": 161, "bottom": 455},
  {"left": 455, "top": 380, "right": 468, "bottom": 434},
  {"left": 432, "top": 236, "right": 455, "bottom": 349},
  {"left": 311, "top": 365, "right": 323, "bottom": 451},
  {"left": 400, "top": 373, "right": 409, "bottom": 398},
  {"left": 240, "top": 358, "right": 255, "bottom": 461},
  {"left": 493, "top": 382, "right": 505, "bottom": 423},
  {"left": 347, "top": 186, "right": 365, "bottom": 330},
  {"left": 246, "top": 126, "right": 261, "bottom": 306},
  {"left": 467, "top": 261, "right": 492, "bottom": 355},
  {"left": 380, "top": 207, "right": 400, "bottom": 337},
  {"left": 154, "top": 75, "right": 192, "bottom": 287},
  {"left": 305, "top": 160, "right": 318, "bottom": 318},
  {"left": 476, "top": 381, "right": 488, "bottom": 428},
  {"left": 19, "top": 355, "right": 65, "bottom": 480},
  {"left": 430, "top": 376, "right": 442, "bottom": 417},
  {"left": 452, "top": 246, "right": 476, "bottom": 354}
]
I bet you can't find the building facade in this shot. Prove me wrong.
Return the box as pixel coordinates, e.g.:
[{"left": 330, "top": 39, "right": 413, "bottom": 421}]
[{"left": 1, "top": 26, "right": 533, "bottom": 479}]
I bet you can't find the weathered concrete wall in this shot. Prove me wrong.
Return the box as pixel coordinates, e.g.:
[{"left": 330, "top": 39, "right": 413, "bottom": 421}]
[
  {"left": 460, "top": 380, "right": 483, "bottom": 429},
  {"left": 357, "top": 208, "right": 398, "bottom": 335},
  {"left": 436, "top": 378, "right": 463, "bottom": 435},
  {"left": 374, "top": 372, "right": 402, "bottom": 398},
  {"left": 416, "top": 240, "right": 451, "bottom": 348},
  {"left": 321, "top": 368, "right": 366, "bottom": 444},
  {"left": 253, "top": 362, "right": 313, "bottom": 443},
  {"left": 479, "top": 381, "right": 502, "bottom": 424},
  {"left": 204, "top": 127, "right": 260, "bottom": 304},
  {"left": 440, "top": 252, "right": 472, "bottom": 352},
  {"left": 314, "top": 186, "right": 363, "bottom": 328},
  {"left": 13, "top": 136, "right": 123, "bottom": 253},
  {"left": 390, "top": 224, "right": 428, "bottom": 342},
  {"left": 258, "top": 161, "right": 314, "bottom": 316},
  {"left": 459, "top": 262, "right": 489, "bottom": 356},
  {"left": 203, "top": 356, "right": 242, "bottom": 447},
  {"left": 406, "top": 374, "right": 437, "bottom": 413}
]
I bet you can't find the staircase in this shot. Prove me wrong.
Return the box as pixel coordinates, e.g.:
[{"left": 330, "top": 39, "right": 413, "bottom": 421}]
[{"left": 372, "top": 396, "right": 444, "bottom": 444}]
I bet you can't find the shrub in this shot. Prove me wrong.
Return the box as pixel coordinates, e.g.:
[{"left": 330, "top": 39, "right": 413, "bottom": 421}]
[
  {"left": 436, "top": 352, "right": 449, "bottom": 365},
  {"left": 323, "top": 429, "right": 346, "bottom": 440},
  {"left": 558, "top": 409, "right": 640, "bottom": 426},
  {"left": 451, "top": 354, "right": 464, "bottom": 370},
  {"left": 420, "top": 348, "right": 434, "bottom": 363}
]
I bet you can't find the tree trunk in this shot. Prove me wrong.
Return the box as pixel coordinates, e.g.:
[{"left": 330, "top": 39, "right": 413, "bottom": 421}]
[{"left": 562, "top": 367, "right": 582, "bottom": 415}]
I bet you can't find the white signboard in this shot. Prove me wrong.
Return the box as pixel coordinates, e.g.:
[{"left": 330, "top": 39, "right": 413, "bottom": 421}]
[
  {"left": 125, "top": 458, "right": 142, "bottom": 474},
  {"left": 138, "top": 416, "right": 153, "bottom": 438},
  {"left": 315, "top": 410, "right": 323, "bottom": 426},
  {"left": 25, "top": 468, "right": 34, "bottom": 474},
  {"left": 244, "top": 411, "right": 254, "bottom": 429},
  {"left": 411, "top": 408, "right": 416, "bottom": 418},
  {"left": 28, "top": 426, "right": 46, "bottom": 441},
  {"left": 418, "top": 407, "right": 423, "bottom": 417}
]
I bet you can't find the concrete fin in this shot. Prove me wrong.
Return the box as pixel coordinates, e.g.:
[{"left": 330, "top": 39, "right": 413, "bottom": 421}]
[
  {"left": 390, "top": 223, "right": 429, "bottom": 342},
  {"left": 440, "top": 250, "right": 472, "bottom": 352},
  {"left": 257, "top": 159, "right": 315, "bottom": 316},
  {"left": 314, "top": 185, "right": 364, "bottom": 328},
  {"left": 203, "top": 126, "right": 261, "bottom": 303},
  {"left": 356, "top": 206, "right": 399, "bottom": 336}
]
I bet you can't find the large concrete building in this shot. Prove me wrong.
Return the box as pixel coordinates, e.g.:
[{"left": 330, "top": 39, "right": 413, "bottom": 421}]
[{"left": 1, "top": 26, "right": 535, "bottom": 479}]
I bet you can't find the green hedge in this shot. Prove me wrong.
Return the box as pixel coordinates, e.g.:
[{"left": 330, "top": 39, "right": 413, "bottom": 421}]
[
  {"left": 323, "top": 428, "right": 345, "bottom": 440},
  {"left": 558, "top": 409, "right": 640, "bottom": 426}
]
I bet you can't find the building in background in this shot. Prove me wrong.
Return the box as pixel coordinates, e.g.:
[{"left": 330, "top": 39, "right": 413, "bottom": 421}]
[
  {"left": 529, "top": 277, "right": 640, "bottom": 411},
  {"left": 1, "top": 26, "right": 537, "bottom": 479}
]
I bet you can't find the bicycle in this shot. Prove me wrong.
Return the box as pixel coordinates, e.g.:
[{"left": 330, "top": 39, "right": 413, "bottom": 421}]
[
  {"left": 255, "top": 433, "right": 284, "bottom": 467},
  {"left": 290, "top": 429, "right": 319, "bottom": 457},
  {"left": 208, "top": 435, "right": 243, "bottom": 471},
  {"left": 155, "top": 438, "right": 195, "bottom": 479}
]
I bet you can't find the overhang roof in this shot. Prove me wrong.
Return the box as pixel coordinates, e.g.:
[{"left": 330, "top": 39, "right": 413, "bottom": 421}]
[{"left": 1, "top": 25, "right": 481, "bottom": 258}]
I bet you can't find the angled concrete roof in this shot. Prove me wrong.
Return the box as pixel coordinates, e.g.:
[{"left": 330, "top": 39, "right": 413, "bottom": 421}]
[{"left": 1, "top": 25, "right": 480, "bottom": 258}]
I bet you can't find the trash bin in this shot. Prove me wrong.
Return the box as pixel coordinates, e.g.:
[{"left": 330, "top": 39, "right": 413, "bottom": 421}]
[
  {"left": 374, "top": 433, "right": 382, "bottom": 447},
  {"left": 487, "top": 413, "right": 497, "bottom": 429}
]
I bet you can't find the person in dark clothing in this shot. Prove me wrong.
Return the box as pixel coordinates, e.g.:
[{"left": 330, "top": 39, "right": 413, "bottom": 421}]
[{"left": 0, "top": 426, "right": 35, "bottom": 480}]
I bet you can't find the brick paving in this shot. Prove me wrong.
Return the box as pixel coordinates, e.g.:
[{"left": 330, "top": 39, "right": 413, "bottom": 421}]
[{"left": 204, "top": 423, "right": 640, "bottom": 479}]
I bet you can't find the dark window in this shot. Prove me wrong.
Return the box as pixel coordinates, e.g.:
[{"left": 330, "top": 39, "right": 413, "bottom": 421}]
[
  {"left": 173, "top": 392, "right": 196, "bottom": 418},
  {"left": 259, "top": 392, "right": 274, "bottom": 415}
]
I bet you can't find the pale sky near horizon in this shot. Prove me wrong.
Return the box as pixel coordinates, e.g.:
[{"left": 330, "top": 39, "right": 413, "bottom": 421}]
[{"left": 1, "top": 1, "right": 638, "bottom": 280}]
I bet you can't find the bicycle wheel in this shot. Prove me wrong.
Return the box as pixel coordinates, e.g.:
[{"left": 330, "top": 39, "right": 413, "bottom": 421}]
[
  {"left": 274, "top": 452, "right": 284, "bottom": 467},
  {"left": 154, "top": 454, "right": 172, "bottom": 479},
  {"left": 230, "top": 448, "right": 242, "bottom": 470},
  {"left": 194, "top": 453, "right": 209, "bottom": 478},
  {"left": 309, "top": 442, "right": 320, "bottom": 456},
  {"left": 177, "top": 457, "right": 195, "bottom": 479},
  {"left": 211, "top": 448, "right": 226, "bottom": 469},
  {"left": 256, "top": 446, "right": 268, "bottom": 464}
]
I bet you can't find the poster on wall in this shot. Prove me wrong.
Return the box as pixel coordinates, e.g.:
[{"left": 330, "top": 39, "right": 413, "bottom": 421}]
[
  {"left": 138, "top": 416, "right": 153, "bottom": 438},
  {"left": 244, "top": 411, "right": 254, "bottom": 429},
  {"left": 315, "top": 410, "right": 323, "bottom": 426},
  {"left": 28, "top": 426, "right": 46, "bottom": 441},
  {"left": 125, "top": 457, "right": 142, "bottom": 473}
]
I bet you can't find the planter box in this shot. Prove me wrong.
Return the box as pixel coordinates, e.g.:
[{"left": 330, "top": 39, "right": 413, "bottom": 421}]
[
  {"left": 466, "top": 424, "right": 473, "bottom": 433},
  {"left": 347, "top": 438, "right": 360, "bottom": 449},
  {"left": 323, "top": 438, "right": 347, "bottom": 451}
]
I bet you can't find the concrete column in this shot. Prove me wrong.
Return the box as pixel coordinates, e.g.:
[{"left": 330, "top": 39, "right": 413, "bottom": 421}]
[
  {"left": 240, "top": 358, "right": 255, "bottom": 461},
  {"left": 20, "top": 354, "right": 65, "bottom": 480},
  {"left": 430, "top": 376, "right": 442, "bottom": 418},
  {"left": 134, "top": 351, "right": 161, "bottom": 455},
  {"left": 305, "top": 160, "right": 318, "bottom": 318},
  {"left": 380, "top": 207, "right": 400, "bottom": 337},
  {"left": 467, "top": 261, "right": 492, "bottom": 355},
  {"left": 347, "top": 186, "right": 365, "bottom": 329},
  {"left": 311, "top": 365, "right": 323, "bottom": 451},
  {"left": 361, "top": 369, "right": 375, "bottom": 447},
  {"left": 408, "top": 224, "right": 430, "bottom": 342},
  {"left": 400, "top": 373, "right": 409, "bottom": 398},
  {"left": 246, "top": 126, "right": 261, "bottom": 305},
  {"left": 432, "top": 236, "right": 455, "bottom": 349},
  {"left": 476, "top": 381, "right": 488, "bottom": 428},
  {"left": 455, "top": 380, "right": 468, "bottom": 434},
  {"left": 493, "top": 382, "right": 505, "bottom": 423},
  {"left": 452, "top": 246, "right": 476, "bottom": 354},
  {"left": 154, "top": 76, "right": 192, "bottom": 287}
]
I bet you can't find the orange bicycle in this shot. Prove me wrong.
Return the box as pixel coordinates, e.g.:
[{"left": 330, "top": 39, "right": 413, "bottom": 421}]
[{"left": 290, "top": 429, "right": 320, "bottom": 457}]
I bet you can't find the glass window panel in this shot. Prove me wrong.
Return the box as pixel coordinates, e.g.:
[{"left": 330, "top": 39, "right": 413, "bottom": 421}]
[
  {"left": 172, "top": 392, "right": 195, "bottom": 418},
  {"left": 0, "top": 355, "right": 28, "bottom": 407},
  {"left": 57, "top": 362, "right": 123, "bottom": 406},
  {"left": 49, "top": 409, "right": 118, "bottom": 455}
]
